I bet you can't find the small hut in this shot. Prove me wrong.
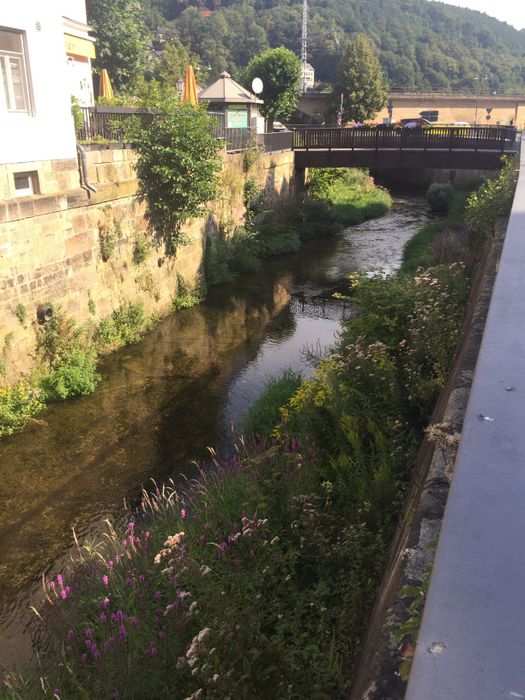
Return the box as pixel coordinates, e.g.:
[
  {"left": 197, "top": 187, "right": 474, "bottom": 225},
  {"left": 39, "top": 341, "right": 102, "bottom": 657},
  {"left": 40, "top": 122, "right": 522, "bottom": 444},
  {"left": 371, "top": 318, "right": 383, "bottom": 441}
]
[{"left": 198, "top": 71, "right": 264, "bottom": 132}]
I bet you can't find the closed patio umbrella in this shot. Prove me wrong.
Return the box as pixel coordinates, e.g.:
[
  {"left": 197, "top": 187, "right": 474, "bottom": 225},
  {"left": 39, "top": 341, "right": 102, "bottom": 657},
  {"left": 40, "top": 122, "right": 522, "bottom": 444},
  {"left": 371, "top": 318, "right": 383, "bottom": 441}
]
[
  {"left": 98, "top": 69, "right": 114, "bottom": 100},
  {"left": 183, "top": 65, "right": 198, "bottom": 107}
]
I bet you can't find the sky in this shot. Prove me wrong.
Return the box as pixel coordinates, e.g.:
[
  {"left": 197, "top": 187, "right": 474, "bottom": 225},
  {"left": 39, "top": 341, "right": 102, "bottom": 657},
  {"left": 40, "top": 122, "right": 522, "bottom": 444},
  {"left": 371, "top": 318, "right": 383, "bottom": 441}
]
[{"left": 437, "top": 1, "right": 525, "bottom": 31}]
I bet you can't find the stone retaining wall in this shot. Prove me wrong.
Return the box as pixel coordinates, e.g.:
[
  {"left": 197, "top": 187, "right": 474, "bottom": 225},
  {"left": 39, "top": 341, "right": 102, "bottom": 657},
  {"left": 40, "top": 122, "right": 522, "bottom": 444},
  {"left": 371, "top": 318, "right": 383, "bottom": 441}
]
[{"left": 0, "top": 146, "right": 296, "bottom": 382}]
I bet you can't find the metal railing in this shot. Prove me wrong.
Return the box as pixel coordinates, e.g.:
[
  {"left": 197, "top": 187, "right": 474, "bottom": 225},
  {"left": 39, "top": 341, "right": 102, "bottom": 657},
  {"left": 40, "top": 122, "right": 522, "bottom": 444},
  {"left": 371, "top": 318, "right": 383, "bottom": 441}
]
[
  {"left": 292, "top": 125, "right": 519, "bottom": 153},
  {"left": 77, "top": 107, "right": 294, "bottom": 154}
]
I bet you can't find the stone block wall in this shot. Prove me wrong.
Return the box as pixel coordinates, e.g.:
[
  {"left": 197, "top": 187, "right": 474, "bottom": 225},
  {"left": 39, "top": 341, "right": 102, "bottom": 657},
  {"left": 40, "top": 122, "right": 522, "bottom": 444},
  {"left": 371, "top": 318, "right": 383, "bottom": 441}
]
[{"left": 0, "top": 144, "right": 296, "bottom": 382}]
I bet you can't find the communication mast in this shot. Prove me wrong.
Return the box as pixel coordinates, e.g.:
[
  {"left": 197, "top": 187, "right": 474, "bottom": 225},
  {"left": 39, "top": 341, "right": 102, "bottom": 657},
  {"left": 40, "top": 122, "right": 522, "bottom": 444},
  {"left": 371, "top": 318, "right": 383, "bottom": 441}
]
[{"left": 301, "top": 0, "right": 308, "bottom": 93}]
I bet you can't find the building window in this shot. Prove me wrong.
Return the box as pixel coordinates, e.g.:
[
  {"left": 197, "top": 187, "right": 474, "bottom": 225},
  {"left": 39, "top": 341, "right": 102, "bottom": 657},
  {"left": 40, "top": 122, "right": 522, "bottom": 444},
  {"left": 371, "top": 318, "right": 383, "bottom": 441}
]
[
  {"left": 420, "top": 110, "right": 439, "bottom": 123},
  {"left": 14, "top": 171, "right": 39, "bottom": 196},
  {"left": 0, "top": 28, "right": 32, "bottom": 113}
]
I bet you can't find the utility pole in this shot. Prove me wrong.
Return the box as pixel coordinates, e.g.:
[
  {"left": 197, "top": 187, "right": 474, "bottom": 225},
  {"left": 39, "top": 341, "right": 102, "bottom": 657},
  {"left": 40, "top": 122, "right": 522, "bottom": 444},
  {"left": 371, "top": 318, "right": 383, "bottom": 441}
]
[{"left": 301, "top": 0, "right": 308, "bottom": 93}]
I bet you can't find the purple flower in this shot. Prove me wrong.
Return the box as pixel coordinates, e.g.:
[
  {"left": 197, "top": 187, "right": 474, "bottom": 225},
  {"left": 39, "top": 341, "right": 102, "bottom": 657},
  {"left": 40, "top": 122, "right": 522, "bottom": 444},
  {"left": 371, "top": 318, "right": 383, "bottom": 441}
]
[
  {"left": 93, "top": 649, "right": 101, "bottom": 662},
  {"left": 67, "top": 629, "right": 74, "bottom": 639},
  {"left": 66, "top": 644, "right": 72, "bottom": 655},
  {"left": 130, "top": 616, "right": 138, "bottom": 627},
  {"left": 85, "top": 628, "right": 93, "bottom": 638},
  {"left": 138, "top": 575, "right": 146, "bottom": 586},
  {"left": 116, "top": 610, "right": 125, "bottom": 623},
  {"left": 125, "top": 577, "right": 133, "bottom": 587},
  {"left": 102, "top": 596, "right": 110, "bottom": 608},
  {"left": 118, "top": 625, "right": 126, "bottom": 639},
  {"left": 99, "top": 613, "right": 107, "bottom": 623},
  {"left": 128, "top": 522, "right": 135, "bottom": 533}
]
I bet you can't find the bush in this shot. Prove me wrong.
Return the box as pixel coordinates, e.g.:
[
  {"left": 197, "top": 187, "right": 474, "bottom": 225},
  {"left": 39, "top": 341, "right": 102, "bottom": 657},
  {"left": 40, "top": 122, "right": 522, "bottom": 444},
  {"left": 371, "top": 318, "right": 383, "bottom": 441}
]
[
  {"left": 0, "top": 379, "right": 45, "bottom": 437},
  {"left": 132, "top": 232, "right": 152, "bottom": 265},
  {"left": 426, "top": 183, "right": 455, "bottom": 213},
  {"left": 41, "top": 349, "right": 100, "bottom": 401},
  {"left": 133, "top": 86, "right": 223, "bottom": 254},
  {"left": 96, "top": 302, "right": 151, "bottom": 350}
]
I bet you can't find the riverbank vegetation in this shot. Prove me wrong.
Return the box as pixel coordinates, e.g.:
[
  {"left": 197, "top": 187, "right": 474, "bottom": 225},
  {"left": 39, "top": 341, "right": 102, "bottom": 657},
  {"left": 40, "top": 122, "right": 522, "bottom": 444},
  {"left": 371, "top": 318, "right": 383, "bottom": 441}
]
[
  {"left": 4, "top": 163, "right": 517, "bottom": 697},
  {"left": 0, "top": 301, "right": 154, "bottom": 438},
  {"left": 308, "top": 168, "right": 392, "bottom": 225},
  {"left": 205, "top": 167, "right": 391, "bottom": 286}
]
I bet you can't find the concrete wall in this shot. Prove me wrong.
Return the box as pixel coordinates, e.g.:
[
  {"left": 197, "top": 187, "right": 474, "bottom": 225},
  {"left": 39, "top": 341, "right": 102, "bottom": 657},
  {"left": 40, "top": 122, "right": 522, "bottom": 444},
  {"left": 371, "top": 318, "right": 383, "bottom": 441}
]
[
  {"left": 297, "top": 92, "right": 525, "bottom": 129},
  {"left": 0, "top": 146, "right": 296, "bottom": 382}
]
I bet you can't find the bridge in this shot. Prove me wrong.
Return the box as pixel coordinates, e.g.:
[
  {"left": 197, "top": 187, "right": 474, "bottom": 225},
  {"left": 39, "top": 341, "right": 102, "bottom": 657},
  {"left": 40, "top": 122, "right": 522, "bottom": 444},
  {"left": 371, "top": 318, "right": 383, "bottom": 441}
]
[{"left": 292, "top": 125, "right": 519, "bottom": 169}]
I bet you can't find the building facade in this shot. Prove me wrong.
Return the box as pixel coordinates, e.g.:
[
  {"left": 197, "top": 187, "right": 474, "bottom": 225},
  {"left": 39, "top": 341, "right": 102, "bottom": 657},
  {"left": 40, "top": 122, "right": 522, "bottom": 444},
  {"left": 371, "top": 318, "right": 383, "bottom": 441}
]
[{"left": 0, "top": 0, "right": 95, "bottom": 199}]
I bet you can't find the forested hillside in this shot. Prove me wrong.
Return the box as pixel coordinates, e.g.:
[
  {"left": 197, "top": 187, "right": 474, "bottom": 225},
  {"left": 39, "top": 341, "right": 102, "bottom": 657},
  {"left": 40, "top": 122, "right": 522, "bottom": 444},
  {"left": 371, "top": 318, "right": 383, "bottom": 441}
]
[{"left": 138, "top": 0, "right": 525, "bottom": 93}]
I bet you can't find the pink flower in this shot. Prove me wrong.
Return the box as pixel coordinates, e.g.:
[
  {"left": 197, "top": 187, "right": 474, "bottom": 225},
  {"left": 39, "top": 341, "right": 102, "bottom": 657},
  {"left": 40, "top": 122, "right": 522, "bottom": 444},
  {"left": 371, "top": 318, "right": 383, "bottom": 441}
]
[
  {"left": 180, "top": 509, "right": 187, "bottom": 519},
  {"left": 57, "top": 575, "right": 63, "bottom": 587},
  {"left": 103, "top": 575, "right": 109, "bottom": 586}
]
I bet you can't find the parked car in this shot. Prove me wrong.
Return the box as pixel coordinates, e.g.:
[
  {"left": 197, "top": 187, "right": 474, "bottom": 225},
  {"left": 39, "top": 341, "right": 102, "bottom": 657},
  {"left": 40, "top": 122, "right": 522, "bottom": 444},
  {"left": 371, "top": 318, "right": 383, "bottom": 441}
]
[{"left": 399, "top": 117, "right": 432, "bottom": 128}]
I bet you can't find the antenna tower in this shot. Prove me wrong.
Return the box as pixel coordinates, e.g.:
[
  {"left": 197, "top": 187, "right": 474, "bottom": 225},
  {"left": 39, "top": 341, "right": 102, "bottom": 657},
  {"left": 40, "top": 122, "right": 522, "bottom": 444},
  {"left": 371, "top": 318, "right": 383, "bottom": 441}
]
[{"left": 301, "top": 0, "right": 308, "bottom": 93}]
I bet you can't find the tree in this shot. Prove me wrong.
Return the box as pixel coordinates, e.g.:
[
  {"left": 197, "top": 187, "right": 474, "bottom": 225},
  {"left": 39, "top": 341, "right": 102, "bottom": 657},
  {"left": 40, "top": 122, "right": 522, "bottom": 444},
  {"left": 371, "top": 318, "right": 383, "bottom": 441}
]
[
  {"left": 154, "top": 40, "right": 202, "bottom": 86},
  {"left": 87, "top": 0, "right": 149, "bottom": 93},
  {"left": 133, "top": 85, "right": 223, "bottom": 253},
  {"left": 333, "top": 34, "right": 387, "bottom": 123},
  {"left": 242, "top": 47, "right": 301, "bottom": 130}
]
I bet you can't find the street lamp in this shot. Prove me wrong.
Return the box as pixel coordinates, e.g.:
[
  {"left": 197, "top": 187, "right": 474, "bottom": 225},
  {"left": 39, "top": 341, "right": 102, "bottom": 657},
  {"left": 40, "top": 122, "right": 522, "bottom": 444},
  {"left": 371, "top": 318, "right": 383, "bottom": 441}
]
[{"left": 176, "top": 77, "right": 184, "bottom": 96}]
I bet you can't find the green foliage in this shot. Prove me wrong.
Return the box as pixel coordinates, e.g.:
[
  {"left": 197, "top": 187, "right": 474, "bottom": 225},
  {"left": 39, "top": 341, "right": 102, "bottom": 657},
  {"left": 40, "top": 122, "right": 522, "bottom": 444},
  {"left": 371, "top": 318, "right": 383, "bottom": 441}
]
[
  {"left": 88, "top": 297, "right": 96, "bottom": 315},
  {"left": 71, "top": 96, "right": 84, "bottom": 133},
  {"left": 132, "top": 231, "right": 152, "bottom": 265},
  {"left": 153, "top": 39, "right": 202, "bottom": 86},
  {"left": 308, "top": 168, "right": 392, "bottom": 225},
  {"left": 242, "top": 47, "right": 301, "bottom": 129},
  {"left": 15, "top": 303, "right": 26, "bottom": 326},
  {"left": 172, "top": 273, "right": 203, "bottom": 309},
  {"left": 426, "top": 183, "right": 455, "bottom": 214},
  {"left": 402, "top": 190, "right": 468, "bottom": 273},
  {"left": 86, "top": 0, "right": 149, "bottom": 93},
  {"left": 98, "top": 216, "right": 122, "bottom": 262},
  {"left": 133, "top": 91, "right": 223, "bottom": 254},
  {"left": 0, "top": 378, "right": 45, "bottom": 437},
  {"left": 465, "top": 156, "right": 517, "bottom": 241},
  {"left": 242, "top": 369, "right": 303, "bottom": 437},
  {"left": 40, "top": 349, "right": 100, "bottom": 401},
  {"left": 333, "top": 34, "right": 387, "bottom": 123},
  {"left": 96, "top": 301, "right": 152, "bottom": 350}
]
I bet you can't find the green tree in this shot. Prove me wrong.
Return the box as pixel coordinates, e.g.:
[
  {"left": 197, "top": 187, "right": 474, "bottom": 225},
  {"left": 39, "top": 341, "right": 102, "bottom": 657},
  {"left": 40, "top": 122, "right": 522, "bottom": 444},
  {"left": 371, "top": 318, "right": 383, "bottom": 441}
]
[
  {"left": 154, "top": 39, "right": 202, "bottom": 85},
  {"left": 333, "top": 34, "right": 387, "bottom": 123},
  {"left": 242, "top": 47, "right": 301, "bottom": 130},
  {"left": 87, "top": 0, "right": 149, "bottom": 93},
  {"left": 133, "top": 84, "right": 223, "bottom": 253}
]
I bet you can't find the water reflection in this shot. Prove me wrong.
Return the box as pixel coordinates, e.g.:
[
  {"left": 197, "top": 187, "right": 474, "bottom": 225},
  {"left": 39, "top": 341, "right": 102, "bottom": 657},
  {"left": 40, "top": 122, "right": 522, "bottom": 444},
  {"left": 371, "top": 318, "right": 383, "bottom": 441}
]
[{"left": 0, "top": 195, "right": 429, "bottom": 667}]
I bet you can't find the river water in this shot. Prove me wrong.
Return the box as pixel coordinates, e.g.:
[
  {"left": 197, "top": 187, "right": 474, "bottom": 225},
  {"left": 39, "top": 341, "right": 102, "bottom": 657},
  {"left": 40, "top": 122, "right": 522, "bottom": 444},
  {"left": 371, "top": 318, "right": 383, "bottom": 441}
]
[{"left": 0, "top": 194, "right": 429, "bottom": 668}]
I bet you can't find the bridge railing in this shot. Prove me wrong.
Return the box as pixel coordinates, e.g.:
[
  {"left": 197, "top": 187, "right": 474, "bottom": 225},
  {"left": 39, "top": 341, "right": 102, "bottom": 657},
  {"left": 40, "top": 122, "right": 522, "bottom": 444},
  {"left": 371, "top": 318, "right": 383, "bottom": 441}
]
[{"left": 292, "top": 125, "right": 518, "bottom": 152}]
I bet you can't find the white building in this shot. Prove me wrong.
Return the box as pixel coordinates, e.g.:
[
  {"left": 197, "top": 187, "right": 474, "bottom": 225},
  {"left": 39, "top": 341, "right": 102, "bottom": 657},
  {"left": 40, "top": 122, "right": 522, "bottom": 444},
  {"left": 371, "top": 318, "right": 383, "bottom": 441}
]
[
  {"left": 302, "top": 62, "right": 315, "bottom": 91},
  {"left": 0, "top": 0, "right": 95, "bottom": 197}
]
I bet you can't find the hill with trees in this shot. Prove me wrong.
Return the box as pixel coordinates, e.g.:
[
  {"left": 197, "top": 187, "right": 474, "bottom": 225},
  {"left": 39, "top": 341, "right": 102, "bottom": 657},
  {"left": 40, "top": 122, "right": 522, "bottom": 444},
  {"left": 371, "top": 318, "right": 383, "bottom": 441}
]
[{"left": 90, "top": 0, "right": 525, "bottom": 94}]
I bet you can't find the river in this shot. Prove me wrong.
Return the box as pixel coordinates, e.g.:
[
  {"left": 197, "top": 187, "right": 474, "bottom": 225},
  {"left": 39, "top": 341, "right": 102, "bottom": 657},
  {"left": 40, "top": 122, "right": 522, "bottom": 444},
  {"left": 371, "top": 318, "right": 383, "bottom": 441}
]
[{"left": 0, "top": 193, "right": 429, "bottom": 668}]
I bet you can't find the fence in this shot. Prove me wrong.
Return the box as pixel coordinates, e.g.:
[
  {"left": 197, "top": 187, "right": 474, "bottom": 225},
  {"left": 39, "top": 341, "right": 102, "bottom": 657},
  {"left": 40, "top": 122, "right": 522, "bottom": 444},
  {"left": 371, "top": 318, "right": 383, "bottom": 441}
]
[{"left": 77, "top": 107, "right": 293, "bottom": 154}]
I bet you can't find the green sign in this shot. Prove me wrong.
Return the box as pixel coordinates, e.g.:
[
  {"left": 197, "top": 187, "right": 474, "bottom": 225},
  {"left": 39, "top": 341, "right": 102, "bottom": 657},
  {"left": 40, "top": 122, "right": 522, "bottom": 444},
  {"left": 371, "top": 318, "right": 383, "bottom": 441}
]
[{"left": 227, "top": 105, "right": 248, "bottom": 129}]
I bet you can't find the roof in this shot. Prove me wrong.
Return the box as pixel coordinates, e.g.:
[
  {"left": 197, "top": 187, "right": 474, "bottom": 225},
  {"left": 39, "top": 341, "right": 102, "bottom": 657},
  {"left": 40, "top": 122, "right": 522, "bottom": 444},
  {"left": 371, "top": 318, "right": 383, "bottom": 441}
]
[{"left": 198, "top": 71, "right": 263, "bottom": 104}]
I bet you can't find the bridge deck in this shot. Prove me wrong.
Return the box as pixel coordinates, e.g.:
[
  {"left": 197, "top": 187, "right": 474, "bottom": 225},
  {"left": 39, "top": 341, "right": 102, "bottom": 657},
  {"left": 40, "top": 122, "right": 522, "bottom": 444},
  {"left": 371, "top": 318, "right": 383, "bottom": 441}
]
[{"left": 292, "top": 126, "right": 519, "bottom": 169}]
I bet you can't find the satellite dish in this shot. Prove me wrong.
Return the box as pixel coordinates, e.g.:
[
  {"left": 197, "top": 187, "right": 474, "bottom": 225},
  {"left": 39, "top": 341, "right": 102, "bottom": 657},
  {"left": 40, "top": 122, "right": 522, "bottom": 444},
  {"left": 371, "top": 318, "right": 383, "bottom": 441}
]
[{"left": 251, "top": 77, "right": 263, "bottom": 94}]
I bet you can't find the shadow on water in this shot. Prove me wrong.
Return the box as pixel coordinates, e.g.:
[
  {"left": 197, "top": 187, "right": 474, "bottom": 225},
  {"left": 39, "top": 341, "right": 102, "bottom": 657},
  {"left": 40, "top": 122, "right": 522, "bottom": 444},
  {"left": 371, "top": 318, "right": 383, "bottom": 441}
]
[{"left": 0, "top": 194, "right": 429, "bottom": 667}]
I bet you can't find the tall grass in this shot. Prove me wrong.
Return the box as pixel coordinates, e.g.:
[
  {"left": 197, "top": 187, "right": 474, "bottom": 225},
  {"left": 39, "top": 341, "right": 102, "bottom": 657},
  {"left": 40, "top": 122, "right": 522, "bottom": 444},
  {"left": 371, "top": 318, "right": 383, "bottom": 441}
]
[{"left": 242, "top": 369, "right": 303, "bottom": 438}]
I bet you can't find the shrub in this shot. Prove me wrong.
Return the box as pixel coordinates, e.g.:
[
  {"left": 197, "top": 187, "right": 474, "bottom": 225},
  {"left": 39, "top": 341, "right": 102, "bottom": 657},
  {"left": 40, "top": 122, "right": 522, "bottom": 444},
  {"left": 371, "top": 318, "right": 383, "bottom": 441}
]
[
  {"left": 426, "top": 183, "right": 455, "bottom": 213},
  {"left": 133, "top": 86, "right": 223, "bottom": 254},
  {"left": 96, "top": 302, "right": 151, "bottom": 350},
  {"left": 132, "top": 232, "right": 152, "bottom": 265},
  {"left": 0, "top": 379, "right": 45, "bottom": 437},
  {"left": 172, "top": 274, "right": 203, "bottom": 310},
  {"left": 41, "top": 348, "right": 100, "bottom": 401}
]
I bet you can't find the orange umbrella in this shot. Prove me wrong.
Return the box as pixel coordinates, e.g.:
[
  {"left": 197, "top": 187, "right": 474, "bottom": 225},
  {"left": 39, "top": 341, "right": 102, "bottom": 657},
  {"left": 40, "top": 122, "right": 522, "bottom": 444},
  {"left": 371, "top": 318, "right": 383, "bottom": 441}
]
[
  {"left": 98, "top": 69, "right": 114, "bottom": 100},
  {"left": 183, "top": 65, "right": 198, "bottom": 107}
]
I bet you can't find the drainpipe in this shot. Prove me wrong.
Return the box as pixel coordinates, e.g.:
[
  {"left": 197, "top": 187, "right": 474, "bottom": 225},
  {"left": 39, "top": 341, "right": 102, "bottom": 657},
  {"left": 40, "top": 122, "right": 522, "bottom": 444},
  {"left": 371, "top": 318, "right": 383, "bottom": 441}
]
[{"left": 76, "top": 144, "right": 97, "bottom": 193}]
